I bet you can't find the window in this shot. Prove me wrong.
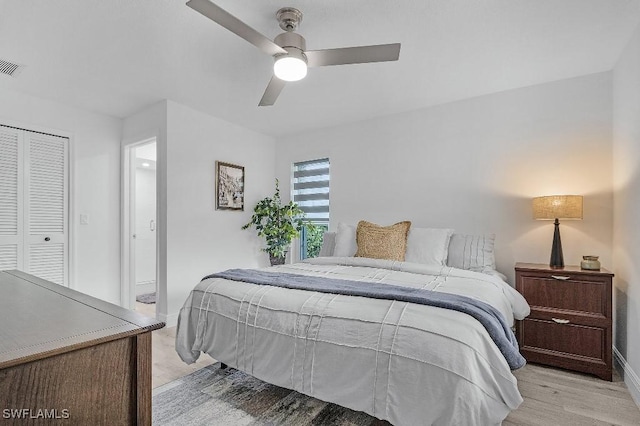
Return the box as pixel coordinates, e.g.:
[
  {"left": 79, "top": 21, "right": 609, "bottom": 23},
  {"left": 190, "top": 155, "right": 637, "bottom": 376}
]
[{"left": 292, "top": 158, "right": 330, "bottom": 259}]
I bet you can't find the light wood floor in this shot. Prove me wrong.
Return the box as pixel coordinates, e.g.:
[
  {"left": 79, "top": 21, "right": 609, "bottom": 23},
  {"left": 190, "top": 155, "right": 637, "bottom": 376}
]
[
  {"left": 508, "top": 365, "right": 640, "bottom": 425},
  {"left": 135, "top": 302, "right": 215, "bottom": 388},
  {"left": 140, "top": 303, "right": 640, "bottom": 425}
]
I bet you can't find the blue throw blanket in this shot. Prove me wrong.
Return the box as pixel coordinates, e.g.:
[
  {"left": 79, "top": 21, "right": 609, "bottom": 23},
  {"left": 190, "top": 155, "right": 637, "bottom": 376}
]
[{"left": 203, "top": 269, "right": 526, "bottom": 370}]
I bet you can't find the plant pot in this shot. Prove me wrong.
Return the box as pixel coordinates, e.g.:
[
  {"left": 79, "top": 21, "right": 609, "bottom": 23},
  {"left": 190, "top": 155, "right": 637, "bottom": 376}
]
[{"left": 269, "top": 254, "right": 286, "bottom": 266}]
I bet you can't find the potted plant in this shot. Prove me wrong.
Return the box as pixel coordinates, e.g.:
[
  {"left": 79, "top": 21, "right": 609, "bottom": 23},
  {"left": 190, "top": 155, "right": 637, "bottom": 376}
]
[{"left": 242, "top": 179, "right": 308, "bottom": 265}]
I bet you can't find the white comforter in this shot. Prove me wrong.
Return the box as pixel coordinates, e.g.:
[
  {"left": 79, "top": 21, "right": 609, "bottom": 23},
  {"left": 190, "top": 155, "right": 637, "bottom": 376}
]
[{"left": 176, "top": 257, "right": 530, "bottom": 426}]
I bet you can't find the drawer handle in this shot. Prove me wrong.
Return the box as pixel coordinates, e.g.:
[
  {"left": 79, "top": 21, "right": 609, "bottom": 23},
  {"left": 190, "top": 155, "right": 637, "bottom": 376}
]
[
  {"left": 551, "top": 275, "right": 571, "bottom": 281},
  {"left": 552, "top": 318, "right": 570, "bottom": 324}
]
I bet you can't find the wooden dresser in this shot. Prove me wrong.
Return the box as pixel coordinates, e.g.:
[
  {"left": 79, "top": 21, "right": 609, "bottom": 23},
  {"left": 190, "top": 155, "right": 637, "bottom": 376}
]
[
  {"left": 515, "top": 263, "right": 613, "bottom": 381},
  {"left": 0, "top": 270, "right": 165, "bottom": 425}
]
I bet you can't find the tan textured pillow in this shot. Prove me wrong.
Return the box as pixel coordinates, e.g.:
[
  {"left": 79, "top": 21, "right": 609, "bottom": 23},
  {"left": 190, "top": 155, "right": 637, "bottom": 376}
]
[{"left": 355, "top": 220, "right": 412, "bottom": 261}]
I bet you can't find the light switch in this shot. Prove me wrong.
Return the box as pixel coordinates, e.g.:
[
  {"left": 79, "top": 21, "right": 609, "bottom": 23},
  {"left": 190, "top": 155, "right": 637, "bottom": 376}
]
[{"left": 80, "top": 214, "right": 89, "bottom": 225}]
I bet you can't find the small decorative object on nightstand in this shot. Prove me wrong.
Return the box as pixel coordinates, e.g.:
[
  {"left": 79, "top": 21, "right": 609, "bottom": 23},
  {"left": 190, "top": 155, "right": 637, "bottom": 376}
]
[
  {"left": 580, "top": 255, "right": 601, "bottom": 270},
  {"left": 515, "top": 262, "right": 613, "bottom": 381}
]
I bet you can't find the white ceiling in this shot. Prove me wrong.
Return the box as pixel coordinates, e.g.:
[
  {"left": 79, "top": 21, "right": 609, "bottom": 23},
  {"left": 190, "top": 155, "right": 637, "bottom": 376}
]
[{"left": 0, "top": 0, "right": 638, "bottom": 137}]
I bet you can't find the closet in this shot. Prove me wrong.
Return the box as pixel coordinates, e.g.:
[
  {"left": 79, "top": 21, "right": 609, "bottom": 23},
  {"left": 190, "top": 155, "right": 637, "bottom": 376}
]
[{"left": 0, "top": 125, "right": 68, "bottom": 286}]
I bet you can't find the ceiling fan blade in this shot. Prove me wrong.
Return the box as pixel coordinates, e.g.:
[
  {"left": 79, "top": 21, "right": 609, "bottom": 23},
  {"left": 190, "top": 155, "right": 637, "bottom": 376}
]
[
  {"left": 306, "top": 43, "right": 401, "bottom": 67},
  {"left": 258, "top": 76, "right": 286, "bottom": 106},
  {"left": 187, "top": 0, "right": 286, "bottom": 57}
]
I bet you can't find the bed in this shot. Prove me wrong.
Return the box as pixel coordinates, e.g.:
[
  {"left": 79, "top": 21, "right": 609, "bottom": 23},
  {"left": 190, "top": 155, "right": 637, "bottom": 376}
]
[{"left": 176, "top": 251, "right": 530, "bottom": 425}]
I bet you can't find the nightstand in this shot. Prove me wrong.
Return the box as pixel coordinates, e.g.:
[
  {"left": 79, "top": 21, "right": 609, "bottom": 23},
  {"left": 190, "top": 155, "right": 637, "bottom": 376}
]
[{"left": 515, "top": 262, "right": 613, "bottom": 381}]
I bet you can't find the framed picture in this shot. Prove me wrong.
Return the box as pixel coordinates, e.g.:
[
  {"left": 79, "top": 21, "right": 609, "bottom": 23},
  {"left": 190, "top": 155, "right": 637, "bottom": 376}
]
[{"left": 215, "top": 161, "right": 245, "bottom": 211}]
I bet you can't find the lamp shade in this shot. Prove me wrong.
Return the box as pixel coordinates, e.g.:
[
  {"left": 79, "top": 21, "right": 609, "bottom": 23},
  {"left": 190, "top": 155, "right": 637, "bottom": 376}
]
[{"left": 532, "top": 195, "right": 583, "bottom": 220}]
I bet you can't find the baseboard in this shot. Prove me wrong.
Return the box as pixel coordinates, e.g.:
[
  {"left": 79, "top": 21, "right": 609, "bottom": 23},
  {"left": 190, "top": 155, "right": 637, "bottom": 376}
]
[
  {"left": 613, "top": 346, "right": 640, "bottom": 407},
  {"left": 158, "top": 311, "right": 178, "bottom": 328},
  {"left": 135, "top": 280, "right": 156, "bottom": 296}
]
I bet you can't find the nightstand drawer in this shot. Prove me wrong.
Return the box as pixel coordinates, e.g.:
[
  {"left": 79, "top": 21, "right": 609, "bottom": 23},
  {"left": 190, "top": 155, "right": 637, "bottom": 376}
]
[
  {"left": 520, "top": 275, "right": 607, "bottom": 318},
  {"left": 520, "top": 318, "right": 605, "bottom": 361}
]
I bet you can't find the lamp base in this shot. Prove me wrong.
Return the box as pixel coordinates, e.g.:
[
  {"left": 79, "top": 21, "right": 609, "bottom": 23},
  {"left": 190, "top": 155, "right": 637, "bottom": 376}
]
[{"left": 550, "top": 218, "right": 564, "bottom": 268}]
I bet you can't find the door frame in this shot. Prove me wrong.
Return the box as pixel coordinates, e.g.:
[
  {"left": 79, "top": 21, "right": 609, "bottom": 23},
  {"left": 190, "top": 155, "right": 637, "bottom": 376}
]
[{"left": 121, "top": 136, "right": 157, "bottom": 311}]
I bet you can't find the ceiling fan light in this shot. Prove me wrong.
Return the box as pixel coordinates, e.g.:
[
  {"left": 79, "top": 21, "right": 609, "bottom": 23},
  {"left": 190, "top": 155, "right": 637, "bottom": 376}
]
[{"left": 274, "top": 55, "right": 307, "bottom": 82}]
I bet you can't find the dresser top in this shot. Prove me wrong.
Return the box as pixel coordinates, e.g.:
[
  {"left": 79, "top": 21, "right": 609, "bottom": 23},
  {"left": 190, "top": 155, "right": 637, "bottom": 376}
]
[
  {"left": 0, "top": 270, "right": 164, "bottom": 369},
  {"left": 515, "top": 262, "right": 613, "bottom": 277}
]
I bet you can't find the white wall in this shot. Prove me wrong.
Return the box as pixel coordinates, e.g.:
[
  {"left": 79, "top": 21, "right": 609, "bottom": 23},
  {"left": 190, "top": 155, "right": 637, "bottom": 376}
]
[
  {"left": 123, "top": 101, "right": 277, "bottom": 325},
  {"left": 276, "top": 72, "right": 614, "bottom": 284},
  {"left": 0, "top": 87, "right": 122, "bottom": 303},
  {"left": 164, "top": 101, "right": 276, "bottom": 323},
  {"left": 613, "top": 23, "right": 640, "bottom": 404}
]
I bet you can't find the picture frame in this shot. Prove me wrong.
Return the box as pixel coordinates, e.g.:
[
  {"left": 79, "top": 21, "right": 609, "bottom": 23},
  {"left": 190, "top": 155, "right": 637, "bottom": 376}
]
[{"left": 215, "top": 161, "right": 245, "bottom": 211}]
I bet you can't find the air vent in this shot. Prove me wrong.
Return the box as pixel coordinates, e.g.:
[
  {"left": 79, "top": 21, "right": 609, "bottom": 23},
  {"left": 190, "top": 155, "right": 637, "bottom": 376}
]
[{"left": 0, "top": 58, "right": 25, "bottom": 77}]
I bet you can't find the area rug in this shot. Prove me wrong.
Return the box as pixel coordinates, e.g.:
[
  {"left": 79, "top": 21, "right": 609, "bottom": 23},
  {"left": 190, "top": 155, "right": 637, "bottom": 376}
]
[
  {"left": 152, "top": 363, "right": 390, "bottom": 425},
  {"left": 136, "top": 292, "right": 156, "bottom": 304}
]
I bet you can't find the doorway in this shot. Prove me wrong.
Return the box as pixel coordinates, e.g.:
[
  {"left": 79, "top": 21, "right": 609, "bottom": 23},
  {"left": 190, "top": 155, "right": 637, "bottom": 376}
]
[{"left": 122, "top": 138, "right": 157, "bottom": 318}]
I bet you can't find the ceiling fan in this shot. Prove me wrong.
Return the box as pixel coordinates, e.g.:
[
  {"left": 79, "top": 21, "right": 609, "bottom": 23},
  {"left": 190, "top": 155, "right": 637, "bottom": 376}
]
[{"left": 186, "top": 0, "right": 401, "bottom": 106}]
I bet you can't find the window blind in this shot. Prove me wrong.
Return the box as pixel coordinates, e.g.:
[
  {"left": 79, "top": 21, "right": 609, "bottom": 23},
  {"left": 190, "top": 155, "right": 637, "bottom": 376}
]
[{"left": 293, "top": 158, "right": 329, "bottom": 225}]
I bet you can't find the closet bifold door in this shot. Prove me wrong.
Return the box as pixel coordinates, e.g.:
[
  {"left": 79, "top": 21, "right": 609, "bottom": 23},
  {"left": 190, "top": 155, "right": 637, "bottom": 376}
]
[
  {"left": 0, "top": 126, "right": 24, "bottom": 272},
  {"left": 23, "top": 131, "right": 68, "bottom": 286}
]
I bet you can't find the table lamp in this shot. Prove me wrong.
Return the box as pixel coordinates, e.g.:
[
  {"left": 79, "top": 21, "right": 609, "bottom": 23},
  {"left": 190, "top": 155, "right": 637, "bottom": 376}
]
[{"left": 532, "top": 195, "right": 583, "bottom": 268}]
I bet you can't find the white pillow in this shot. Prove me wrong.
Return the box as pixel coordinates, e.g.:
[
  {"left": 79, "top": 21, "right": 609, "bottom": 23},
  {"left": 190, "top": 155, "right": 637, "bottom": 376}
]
[
  {"left": 319, "top": 232, "right": 336, "bottom": 257},
  {"left": 333, "top": 223, "right": 357, "bottom": 257},
  {"left": 404, "top": 228, "right": 454, "bottom": 266},
  {"left": 447, "top": 233, "right": 496, "bottom": 271}
]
